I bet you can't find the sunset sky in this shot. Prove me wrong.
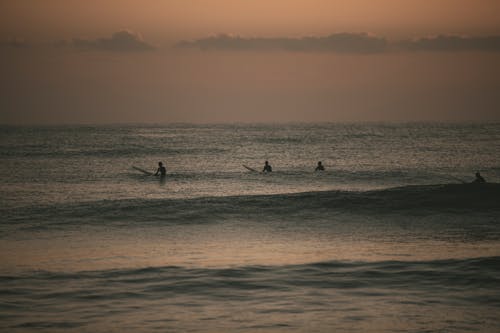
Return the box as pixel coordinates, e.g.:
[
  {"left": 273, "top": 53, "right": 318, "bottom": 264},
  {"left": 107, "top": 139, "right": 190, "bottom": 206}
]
[{"left": 1, "top": 0, "right": 500, "bottom": 124}]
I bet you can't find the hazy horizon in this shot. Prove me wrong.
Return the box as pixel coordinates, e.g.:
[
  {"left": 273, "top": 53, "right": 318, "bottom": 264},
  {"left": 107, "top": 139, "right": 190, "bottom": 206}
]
[{"left": 2, "top": 119, "right": 500, "bottom": 127}]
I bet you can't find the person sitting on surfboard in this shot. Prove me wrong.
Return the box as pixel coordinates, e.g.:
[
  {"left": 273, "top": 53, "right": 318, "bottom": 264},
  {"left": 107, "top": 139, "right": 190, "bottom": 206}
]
[
  {"left": 262, "top": 161, "right": 272, "bottom": 172},
  {"left": 154, "top": 162, "right": 166, "bottom": 176},
  {"left": 315, "top": 161, "right": 325, "bottom": 171},
  {"left": 473, "top": 172, "right": 486, "bottom": 183}
]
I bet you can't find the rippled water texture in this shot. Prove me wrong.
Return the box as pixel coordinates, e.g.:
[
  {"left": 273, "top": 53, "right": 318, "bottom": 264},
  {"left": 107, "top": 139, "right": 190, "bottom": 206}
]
[{"left": 1, "top": 123, "right": 499, "bottom": 332}]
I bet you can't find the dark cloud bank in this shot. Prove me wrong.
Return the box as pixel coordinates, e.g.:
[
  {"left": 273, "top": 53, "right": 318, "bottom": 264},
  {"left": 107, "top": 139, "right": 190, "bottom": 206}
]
[
  {"left": 3, "top": 32, "right": 500, "bottom": 53},
  {"left": 398, "top": 35, "right": 500, "bottom": 52},
  {"left": 177, "top": 33, "right": 387, "bottom": 53},
  {"left": 67, "top": 30, "right": 154, "bottom": 52},
  {"left": 0, "top": 38, "right": 28, "bottom": 48},
  {"left": 177, "top": 33, "right": 500, "bottom": 53}
]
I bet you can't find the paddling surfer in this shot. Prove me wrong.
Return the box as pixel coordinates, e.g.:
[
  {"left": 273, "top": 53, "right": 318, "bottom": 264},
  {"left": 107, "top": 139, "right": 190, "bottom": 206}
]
[
  {"left": 315, "top": 161, "right": 325, "bottom": 171},
  {"left": 473, "top": 172, "right": 486, "bottom": 183},
  {"left": 154, "top": 162, "right": 166, "bottom": 176},
  {"left": 262, "top": 161, "right": 272, "bottom": 173}
]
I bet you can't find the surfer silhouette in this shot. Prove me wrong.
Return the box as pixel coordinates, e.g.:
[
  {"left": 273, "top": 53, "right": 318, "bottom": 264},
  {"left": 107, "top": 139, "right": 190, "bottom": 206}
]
[
  {"left": 473, "top": 172, "right": 485, "bottom": 183},
  {"left": 155, "top": 162, "right": 166, "bottom": 176},
  {"left": 315, "top": 161, "right": 325, "bottom": 171},
  {"left": 263, "top": 161, "right": 272, "bottom": 172}
]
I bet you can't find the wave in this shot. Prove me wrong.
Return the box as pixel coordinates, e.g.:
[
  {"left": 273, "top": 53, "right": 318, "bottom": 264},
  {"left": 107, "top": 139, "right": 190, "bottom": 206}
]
[
  {"left": 2, "top": 257, "right": 499, "bottom": 332},
  {"left": 3, "top": 183, "right": 499, "bottom": 226},
  {"left": 1, "top": 183, "right": 498, "bottom": 234},
  {"left": 1, "top": 256, "right": 499, "bottom": 299}
]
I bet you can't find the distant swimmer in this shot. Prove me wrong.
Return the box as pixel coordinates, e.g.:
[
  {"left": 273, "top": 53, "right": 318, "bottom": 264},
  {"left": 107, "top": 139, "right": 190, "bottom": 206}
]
[
  {"left": 154, "top": 162, "right": 166, "bottom": 176},
  {"left": 315, "top": 161, "right": 325, "bottom": 171},
  {"left": 473, "top": 172, "right": 486, "bottom": 183},
  {"left": 262, "top": 161, "right": 272, "bottom": 172}
]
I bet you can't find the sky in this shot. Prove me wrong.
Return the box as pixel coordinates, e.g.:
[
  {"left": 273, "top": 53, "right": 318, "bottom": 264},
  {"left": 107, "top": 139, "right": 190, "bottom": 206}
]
[{"left": 1, "top": 0, "right": 500, "bottom": 124}]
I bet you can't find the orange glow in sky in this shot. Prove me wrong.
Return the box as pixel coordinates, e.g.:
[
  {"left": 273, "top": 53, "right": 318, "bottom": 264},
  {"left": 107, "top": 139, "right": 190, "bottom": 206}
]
[{"left": 1, "top": 0, "right": 500, "bottom": 123}]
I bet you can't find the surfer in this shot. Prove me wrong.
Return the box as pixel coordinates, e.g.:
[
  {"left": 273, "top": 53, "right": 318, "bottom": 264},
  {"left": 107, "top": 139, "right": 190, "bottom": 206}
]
[
  {"left": 473, "top": 172, "right": 486, "bottom": 183},
  {"left": 315, "top": 161, "right": 325, "bottom": 171},
  {"left": 262, "top": 161, "right": 272, "bottom": 172},
  {"left": 154, "top": 162, "right": 166, "bottom": 176}
]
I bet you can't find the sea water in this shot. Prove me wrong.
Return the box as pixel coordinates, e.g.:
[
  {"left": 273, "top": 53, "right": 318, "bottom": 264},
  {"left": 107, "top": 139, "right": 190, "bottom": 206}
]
[{"left": 0, "top": 123, "right": 499, "bottom": 332}]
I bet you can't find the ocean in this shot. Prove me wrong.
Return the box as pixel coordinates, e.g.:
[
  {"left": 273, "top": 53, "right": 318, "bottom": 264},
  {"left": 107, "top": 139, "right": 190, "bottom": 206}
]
[{"left": 1, "top": 123, "right": 499, "bottom": 332}]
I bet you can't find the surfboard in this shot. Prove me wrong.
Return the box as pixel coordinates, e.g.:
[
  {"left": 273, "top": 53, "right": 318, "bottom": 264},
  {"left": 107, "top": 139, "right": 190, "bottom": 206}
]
[
  {"left": 243, "top": 164, "right": 258, "bottom": 172},
  {"left": 132, "top": 166, "right": 153, "bottom": 176}
]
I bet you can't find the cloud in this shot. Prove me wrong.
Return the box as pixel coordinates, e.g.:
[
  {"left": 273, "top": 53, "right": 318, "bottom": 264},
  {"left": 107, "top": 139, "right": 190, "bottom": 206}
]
[
  {"left": 177, "top": 33, "right": 388, "bottom": 53},
  {"left": 397, "top": 35, "right": 500, "bottom": 52},
  {"left": 71, "top": 30, "right": 154, "bottom": 52},
  {"left": 5, "top": 33, "right": 500, "bottom": 54},
  {"left": 178, "top": 33, "right": 500, "bottom": 53},
  {"left": 0, "top": 38, "right": 28, "bottom": 48}
]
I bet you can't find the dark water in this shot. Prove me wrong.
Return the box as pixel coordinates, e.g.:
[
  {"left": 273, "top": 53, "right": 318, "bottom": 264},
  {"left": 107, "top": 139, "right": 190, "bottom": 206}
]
[
  {"left": 2, "top": 257, "right": 500, "bottom": 332},
  {"left": 1, "top": 123, "right": 499, "bottom": 332}
]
